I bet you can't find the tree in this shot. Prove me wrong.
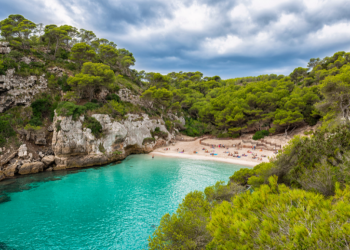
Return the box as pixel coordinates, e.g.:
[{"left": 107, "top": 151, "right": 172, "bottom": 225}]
[
  {"left": 307, "top": 58, "right": 320, "bottom": 70},
  {"left": 273, "top": 109, "right": 304, "bottom": 136},
  {"left": 317, "top": 69, "right": 350, "bottom": 122},
  {"left": 98, "top": 44, "right": 118, "bottom": 66},
  {"left": 290, "top": 67, "right": 308, "bottom": 84},
  {"left": 78, "top": 29, "right": 96, "bottom": 44},
  {"left": 67, "top": 62, "right": 116, "bottom": 100},
  {"left": 70, "top": 43, "right": 96, "bottom": 68}
]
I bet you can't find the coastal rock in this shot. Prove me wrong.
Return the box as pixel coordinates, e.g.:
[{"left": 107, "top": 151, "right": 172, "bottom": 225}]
[
  {"left": 3, "top": 162, "right": 19, "bottom": 177},
  {"left": 0, "top": 42, "right": 11, "bottom": 54},
  {"left": 42, "top": 155, "right": 55, "bottom": 166},
  {"left": 18, "top": 144, "right": 28, "bottom": 158},
  {"left": 18, "top": 162, "right": 44, "bottom": 175},
  {"left": 51, "top": 113, "right": 171, "bottom": 169}
]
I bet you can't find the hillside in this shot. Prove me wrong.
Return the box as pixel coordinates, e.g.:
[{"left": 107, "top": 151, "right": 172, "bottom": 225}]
[{"left": 2, "top": 14, "right": 350, "bottom": 248}]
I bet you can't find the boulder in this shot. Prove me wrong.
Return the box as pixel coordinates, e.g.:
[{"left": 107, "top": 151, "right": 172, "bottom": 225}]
[
  {"left": 18, "top": 144, "right": 28, "bottom": 158},
  {"left": 3, "top": 162, "right": 19, "bottom": 177},
  {"left": 42, "top": 155, "right": 55, "bottom": 166},
  {"left": 18, "top": 162, "right": 44, "bottom": 175}
]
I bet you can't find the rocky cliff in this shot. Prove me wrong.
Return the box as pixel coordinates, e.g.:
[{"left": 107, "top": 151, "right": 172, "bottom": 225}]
[
  {"left": 0, "top": 69, "right": 47, "bottom": 112},
  {"left": 0, "top": 112, "right": 176, "bottom": 181}
]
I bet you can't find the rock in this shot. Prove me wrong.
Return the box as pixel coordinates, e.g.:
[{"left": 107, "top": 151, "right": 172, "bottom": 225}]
[
  {"left": 3, "top": 162, "right": 19, "bottom": 177},
  {"left": 0, "top": 42, "right": 11, "bottom": 54},
  {"left": 51, "top": 113, "right": 171, "bottom": 169},
  {"left": 42, "top": 155, "right": 55, "bottom": 166},
  {"left": 47, "top": 124, "right": 54, "bottom": 132},
  {"left": 18, "top": 144, "right": 28, "bottom": 158},
  {"left": 28, "top": 153, "right": 33, "bottom": 161},
  {"left": 47, "top": 67, "right": 66, "bottom": 77},
  {"left": 18, "top": 162, "right": 44, "bottom": 175},
  {"left": 0, "top": 69, "right": 47, "bottom": 112},
  {"left": 45, "top": 167, "right": 53, "bottom": 172},
  {"left": 0, "top": 171, "right": 5, "bottom": 181},
  {"left": 39, "top": 152, "right": 44, "bottom": 158},
  {"left": 0, "top": 151, "right": 17, "bottom": 166}
]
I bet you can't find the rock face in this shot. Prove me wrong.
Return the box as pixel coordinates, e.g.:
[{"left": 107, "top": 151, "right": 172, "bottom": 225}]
[
  {"left": 0, "top": 69, "right": 48, "bottom": 112},
  {"left": 3, "top": 162, "right": 19, "bottom": 177},
  {"left": 18, "top": 162, "right": 45, "bottom": 175},
  {"left": 42, "top": 155, "right": 55, "bottom": 166},
  {"left": 118, "top": 88, "right": 143, "bottom": 106},
  {"left": 0, "top": 42, "right": 11, "bottom": 54},
  {"left": 52, "top": 113, "right": 172, "bottom": 169}
]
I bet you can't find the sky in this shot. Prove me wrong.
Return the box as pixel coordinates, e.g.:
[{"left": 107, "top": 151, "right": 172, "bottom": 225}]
[{"left": 1, "top": 0, "right": 350, "bottom": 79}]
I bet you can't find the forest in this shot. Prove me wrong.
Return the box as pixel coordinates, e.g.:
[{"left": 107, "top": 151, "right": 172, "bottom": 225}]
[{"left": 2, "top": 14, "right": 350, "bottom": 249}]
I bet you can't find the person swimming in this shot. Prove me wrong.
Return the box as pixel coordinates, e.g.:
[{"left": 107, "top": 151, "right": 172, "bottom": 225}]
[{"left": 152, "top": 155, "right": 154, "bottom": 159}]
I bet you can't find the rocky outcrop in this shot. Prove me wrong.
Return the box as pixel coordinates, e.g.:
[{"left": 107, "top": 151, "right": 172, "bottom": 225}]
[
  {"left": 47, "top": 67, "right": 67, "bottom": 77},
  {"left": 18, "top": 162, "right": 45, "bottom": 175},
  {"left": 0, "top": 69, "right": 48, "bottom": 112},
  {"left": 118, "top": 88, "right": 143, "bottom": 106},
  {"left": 51, "top": 113, "right": 173, "bottom": 169},
  {"left": 0, "top": 171, "right": 5, "bottom": 181},
  {"left": 3, "top": 162, "right": 19, "bottom": 177},
  {"left": 0, "top": 42, "right": 11, "bottom": 54},
  {"left": 21, "top": 56, "right": 44, "bottom": 65},
  {"left": 42, "top": 155, "right": 55, "bottom": 166}
]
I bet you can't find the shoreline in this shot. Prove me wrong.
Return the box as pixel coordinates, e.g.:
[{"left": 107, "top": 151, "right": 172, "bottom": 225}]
[{"left": 151, "top": 152, "right": 258, "bottom": 167}]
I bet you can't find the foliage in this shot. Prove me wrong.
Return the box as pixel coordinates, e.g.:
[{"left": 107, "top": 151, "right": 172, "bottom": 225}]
[
  {"left": 24, "top": 124, "right": 41, "bottom": 131},
  {"left": 271, "top": 125, "right": 350, "bottom": 195},
  {"left": 142, "top": 137, "right": 155, "bottom": 145},
  {"left": 83, "top": 116, "right": 102, "bottom": 137},
  {"left": 67, "top": 62, "right": 116, "bottom": 101},
  {"left": 56, "top": 101, "right": 86, "bottom": 120},
  {"left": 83, "top": 102, "right": 101, "bottom": 111},
  {"left": 151, "top": 127, "right": 168, "bottom": 139},
  {"left": 252, "top": 129, "right": 269, "bottom": 140},
  {"left": 207, "top": 177, "right": 350, "bottom": 249},
  {"left": 0, "top": 114, "right": 17, "bottom": 147}
]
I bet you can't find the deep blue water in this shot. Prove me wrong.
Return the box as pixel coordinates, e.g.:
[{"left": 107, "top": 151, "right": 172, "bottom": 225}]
[{"left": 0, "top": 154, "right": 243, "bottom": 250}]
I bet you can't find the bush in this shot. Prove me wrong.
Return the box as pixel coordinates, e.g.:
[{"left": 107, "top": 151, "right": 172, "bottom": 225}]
[
  {"left": 152, "top": 128, "right": 168, "bottom": 139},
  {"left": 83, "top": 116, "right": 102, "bottom": 137},
  {"left": 106, "top": 93, "right": 121, "bottom": 102},
  {"left": 229, "top": 168, "right": 254, "bottom": 185},
  {"left": 24, "top": 124, "right": 41, "bottom": 131},
  {"left": 56, "top": 101, "right": 86, "bottom": 120},
  {"left": 252, "top": 130, "right": 269, "bottom": 140},
  {"left": 143, "top": 137, "right": 155, "bottom": 145},
  {"left": 29, "top": 98, "right": 53, "bottom": 126},
  {"left": 0, "top": 115, "right": 16, "bottom": 147},
  {"left": 84, "top": 102, "right": 101, "bottom": 111}
]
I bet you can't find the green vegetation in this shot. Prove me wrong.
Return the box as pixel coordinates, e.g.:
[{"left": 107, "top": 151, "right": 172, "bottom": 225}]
[
  {"left": 151, "top": 127, "right": 168, "bottom": 139},
  {"left": 142, "top": 137, "right": 155, "bottom": 145},
  {"left": 56, "top": 101, "right": 86, "bottom": 120},
  {"left": 83, "top": 116, "right": 102, "bottom": 137},
  {"left": 0, "top": 115, "right": 17, "bottom": 147},
  {"left": 252, "top": 129, "right": 269, "bottom": 140}
]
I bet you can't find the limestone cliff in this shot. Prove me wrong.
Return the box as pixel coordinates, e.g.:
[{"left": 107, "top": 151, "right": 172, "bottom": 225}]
[
  {"left": 0, "top": 69, "right": 47, "bottom": 112},
  {"left": 51, "top": 113, "right": 173, "bottom": 170}
]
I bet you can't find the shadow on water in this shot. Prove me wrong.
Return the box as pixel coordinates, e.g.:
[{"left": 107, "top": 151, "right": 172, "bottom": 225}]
[
  {"left": 0, "top": 242, "right": 15, "bottom": 250},
  {"left": 0, "top": 169, "right": 86, "bottom": 205}
]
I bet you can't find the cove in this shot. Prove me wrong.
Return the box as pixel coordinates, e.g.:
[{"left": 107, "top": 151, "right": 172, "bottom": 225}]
[{"left": 0, "top": 155, "right": 243, "bottom": 250}]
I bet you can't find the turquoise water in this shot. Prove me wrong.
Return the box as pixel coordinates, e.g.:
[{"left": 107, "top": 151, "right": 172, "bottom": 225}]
[{"left": 0, "top": 154, "right": 243, "bottom": 250}]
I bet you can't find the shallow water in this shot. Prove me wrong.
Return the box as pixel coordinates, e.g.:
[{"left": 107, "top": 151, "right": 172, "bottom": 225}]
[{"left": 0, "top": 154, "right": 243, "bottom": 250}]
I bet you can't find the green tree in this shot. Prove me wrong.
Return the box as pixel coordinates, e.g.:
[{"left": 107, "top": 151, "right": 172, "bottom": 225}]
[
  {"left": 70, "top": 43, "right": 96, "bottom": 68},
  {"left": 67, "top": 62, "right": 116, "bottom": 100}
]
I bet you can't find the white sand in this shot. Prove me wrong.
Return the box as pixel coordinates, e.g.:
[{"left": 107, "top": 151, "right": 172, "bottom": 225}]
[{"left": 150, "top": 138, "right": 277, "bottom": 167}]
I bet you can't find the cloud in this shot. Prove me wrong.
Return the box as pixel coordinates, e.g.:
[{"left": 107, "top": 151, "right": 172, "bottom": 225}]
[{"left": 1, "top": 0, "right": 350, "bottom": 78}]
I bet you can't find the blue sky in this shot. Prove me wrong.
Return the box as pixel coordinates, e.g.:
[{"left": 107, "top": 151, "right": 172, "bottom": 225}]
[{"left": 1, "top": 0, "right": 350, "bottom": 79}]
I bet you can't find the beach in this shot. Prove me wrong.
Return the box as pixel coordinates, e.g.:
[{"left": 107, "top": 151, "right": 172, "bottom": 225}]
[{"left": 150, "top": 138, "right": 277, "bottom": 167}]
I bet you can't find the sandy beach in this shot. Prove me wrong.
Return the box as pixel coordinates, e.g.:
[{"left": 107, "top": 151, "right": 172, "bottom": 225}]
[{"left": 150, "top": 138, "right": 277, "bottom": 167}]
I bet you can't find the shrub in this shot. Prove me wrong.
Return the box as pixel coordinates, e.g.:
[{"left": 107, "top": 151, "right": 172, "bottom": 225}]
[
  {"left": 84, "top": 116, "right": 102, "bottom": 137},
  {"left": 24, "top": 124, "right": 41, "bottom": 131},
  {"left": 0, "top": 115, "right": 16, "bottom": 147},
  {"left": 84, "top": 102, "right": 100, "bottom": 111},
  {"left": 98, "top": 143, "right": 106, "bottom": 153},
  {"left": 56, "top": 120, "right": 61, "bottom": 132},
  {"left": 229, "top": 168, "right": 254, "bottom": 185},
  {"left": 252, "top": 130, "right": 269, "bottom": 140},
  {"left": 56, "top": 102, "right": 86, "bottom": 120},
  {"left": 29, "top": 98, "right": 53, "bottom": 126},
  {"left": 106, "top": 93, "right": 121, "bottom": 102},
  {"left": 143, "top": 137, "right": 155, "bottom": 145},
  {"left": 152, "top": 128, "right": 168, "bottom": 139}
]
